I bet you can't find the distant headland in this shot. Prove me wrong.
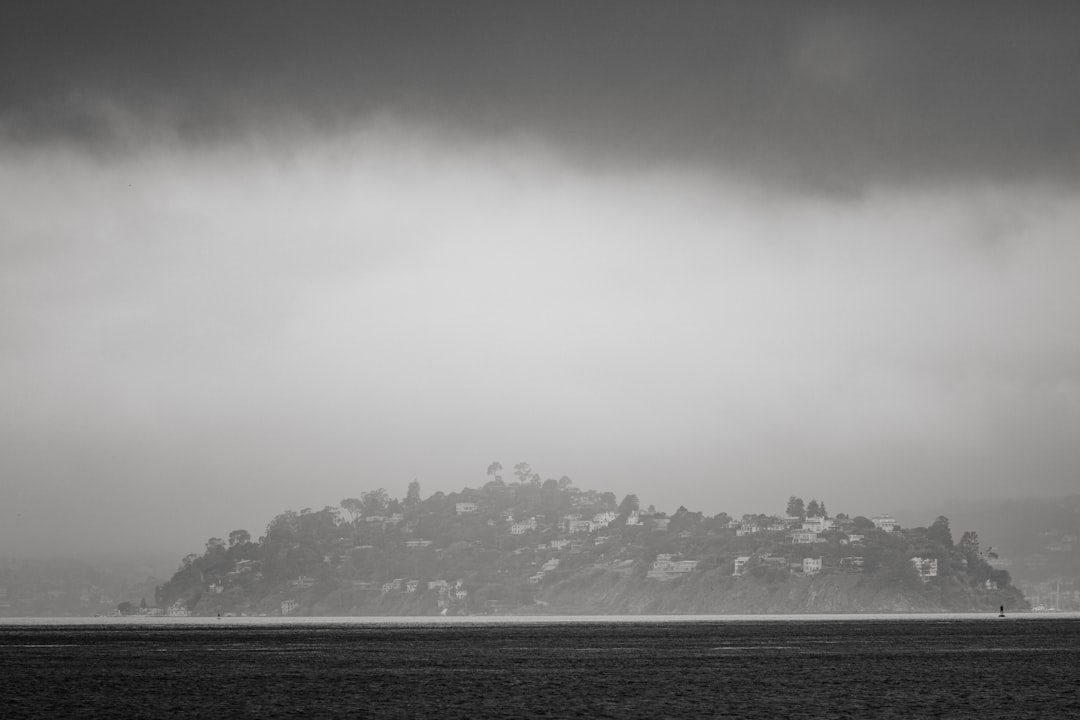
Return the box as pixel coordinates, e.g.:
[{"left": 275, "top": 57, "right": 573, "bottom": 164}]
[{"left": 137, "top": 462, "right": 1027, "bottom": 617}]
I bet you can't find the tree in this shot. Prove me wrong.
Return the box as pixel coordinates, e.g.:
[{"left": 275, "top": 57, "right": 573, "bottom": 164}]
[
  {"left": 406, "top": 480, "right": 422, "bottom": 508},
  {"left": 806, "top": 499, "right": 821, "bottom": 517},
  {"left": 117, "top": 601, "right": 135, "bottom": 615},
  {"left": 228, "top": 529, "right": 251, "bottom": 547},
  {"left": 852, "top": 516, "right": 875, "bottom": 530},
  {"left": 786, "top": 496, "right": 805, "bottom": 519},
  {"left": 341, "top": 498, "right": 363, "bottom": 523},
  {"left": 361, "top": 488, "right": 389, "bottom": 516},
  {"left": 513, "top": 462, "right": 532, "bottom": 485},
  {"left": 619, "top": 494, "right": 640, "bottom": 515},
  {"left": 205, "top": 537, "right": 225, "bottom": 554},
  {"left": 928, "top": 516, "right": 953, "bottom": 548},
  {"left": 486, "top": 462, "right": 503, "bottom": 483},
  {"left": 558, "top": 476, "right": 573, "bottom": 489},
  {"left": 959, "top": 531, "right": 981, "bottom": 563}
]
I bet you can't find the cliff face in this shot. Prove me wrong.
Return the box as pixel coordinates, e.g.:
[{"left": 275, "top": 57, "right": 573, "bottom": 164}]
[{"left": 533, "top": 569, "right": 1018, "bottom": 614}]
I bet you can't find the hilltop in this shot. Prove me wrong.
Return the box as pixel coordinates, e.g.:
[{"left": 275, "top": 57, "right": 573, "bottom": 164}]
[{"left": 144, "top": 463, "right": 1027, "bottom": 617}]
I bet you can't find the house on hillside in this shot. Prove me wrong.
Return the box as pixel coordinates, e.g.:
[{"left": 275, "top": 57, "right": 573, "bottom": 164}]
[
  {"left": 792, "top": 530, "right": 817, "bottom": 544},
  {"left": 802, "top": 557, "right": 823, "bottom": 575},
  {"left": 592, "top": 511, "right": 618, "bottom": 529},
  {"left": 281, "top": 599, "right": 300, "bottom": 615},
  {"left": 911, "top": 557, "right": 938, "bottom": 580},
  {"left": 803, "top": 516, "right": 833, "bottom": 533},
  {"left": 872, "top": 515, "right": 898, "bottom": 533},
  {"left": 648, "top": 554, "right": 698, "bottom": 580},
  {"left": 733, "top": 556, "right": 751, "bottom": 576},
  {"left": 511, "top": 517, "right": 538, "bottom": 535},
  {"left": 455, "top": 502, "right": 480, "bottom": 515}
]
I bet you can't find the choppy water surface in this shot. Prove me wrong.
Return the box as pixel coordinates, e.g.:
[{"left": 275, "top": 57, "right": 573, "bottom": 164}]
[{"left": 2, "top": 618, "right": 1078, "bottom": 718}]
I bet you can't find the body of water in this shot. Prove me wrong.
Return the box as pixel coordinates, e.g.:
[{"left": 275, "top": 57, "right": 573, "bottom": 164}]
[{"left": 2, "top": 616, "right": 1078, "bottom": 718}]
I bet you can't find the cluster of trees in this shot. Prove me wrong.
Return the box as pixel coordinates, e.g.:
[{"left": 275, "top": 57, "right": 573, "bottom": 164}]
[{"left": 785, "top": 496, "right": 828, "bottom": 520}]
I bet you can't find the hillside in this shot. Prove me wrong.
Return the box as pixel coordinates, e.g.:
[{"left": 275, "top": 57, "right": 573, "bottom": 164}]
[{"left": 144, "top": 466, "right": 1027, "bottom": 617}]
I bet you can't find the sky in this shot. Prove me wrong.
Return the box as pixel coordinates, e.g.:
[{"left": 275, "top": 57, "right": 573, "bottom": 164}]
[{"left": 2, "top": 2, "right": 1079, "bottom": 560}]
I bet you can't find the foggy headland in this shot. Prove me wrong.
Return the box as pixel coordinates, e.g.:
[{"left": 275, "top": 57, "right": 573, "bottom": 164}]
[{"left": 2, "top": 4, "right": 1078, "bottom": 614}]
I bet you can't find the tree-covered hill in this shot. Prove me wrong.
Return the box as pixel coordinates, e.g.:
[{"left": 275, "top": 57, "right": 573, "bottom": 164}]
[{"left": 152, "top": 465, "right": 1027, "bottom": 617}]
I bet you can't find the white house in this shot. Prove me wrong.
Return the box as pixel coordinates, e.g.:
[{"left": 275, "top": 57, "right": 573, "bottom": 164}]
[
  {"left": 648, "top": 554, "right": 698, "bottom": 579},
  {"left": 456, "top": 502, "right": 480, "bottom": 515},
  {"left": 733, "top": 556, "right": 751, "bottom": 576},
  {"left": 803, "top": 516, "right": 833, "bottom": 533},
  {"left": 167, "top": 601, "right": 191, "bottom": 617},
  {"left": 281, "top": 599, "right": 300, "bottom": 615},
  {"left": 911, "top": 557, "right": 938, "bottom": 579},
  {"left": 592, "top": 511, "right": 618, "bottom": 529},
  {"left": 792, "top": 530, "right": 818, "bottom": 544},
  {"left": 568, "top": 520, "right": 592, "bottom": 534},
  {"left": 872, "top": 515, "right": 898, "bottom": 533},
  {"left": 511, "top": 517, "right": 538, "bottom": 535},
  {"left": 803, "top": 557, "right": 823, "bottom": 574}
]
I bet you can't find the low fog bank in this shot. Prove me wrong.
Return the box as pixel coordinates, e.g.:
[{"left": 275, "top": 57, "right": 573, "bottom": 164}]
[{"left": 2, "top": 125, "right": 1078, "bottom": 558}]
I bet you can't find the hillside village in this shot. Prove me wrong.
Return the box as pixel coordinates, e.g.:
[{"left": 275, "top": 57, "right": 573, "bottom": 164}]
[{"left": 143, "top": 463, "right": 1027, "bottom": 617}]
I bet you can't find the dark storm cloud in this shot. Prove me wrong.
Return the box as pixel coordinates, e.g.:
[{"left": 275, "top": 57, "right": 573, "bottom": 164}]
[{"left": 4, "top": 1, "right": 1080, "bottom": 188}]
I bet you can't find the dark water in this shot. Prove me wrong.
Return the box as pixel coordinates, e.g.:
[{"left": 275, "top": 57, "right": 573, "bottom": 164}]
[{"left": 2, "top": 619, "right": 1079, "bottom": 718}]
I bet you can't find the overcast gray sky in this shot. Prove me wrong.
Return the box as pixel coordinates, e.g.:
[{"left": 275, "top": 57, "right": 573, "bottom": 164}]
[{"left": 2, "top": 2, "right": 1078, "bottom": 559}]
